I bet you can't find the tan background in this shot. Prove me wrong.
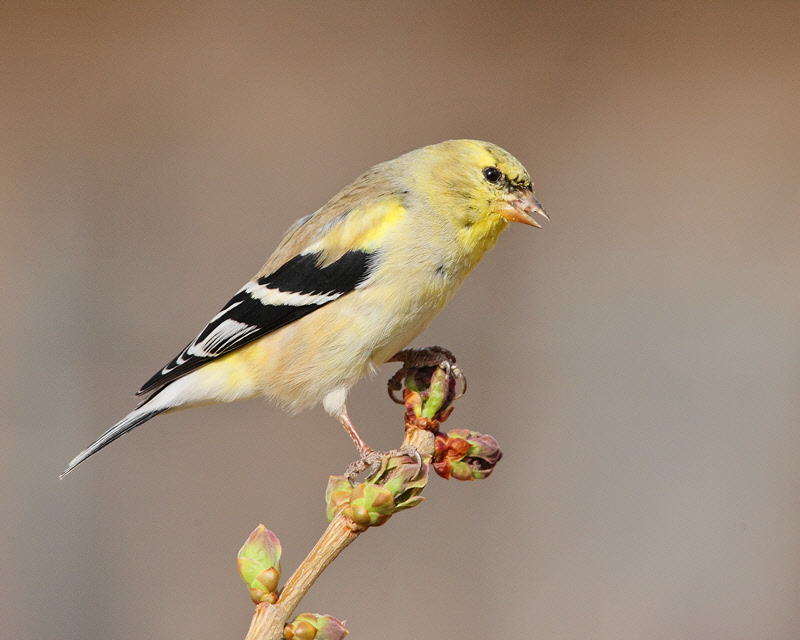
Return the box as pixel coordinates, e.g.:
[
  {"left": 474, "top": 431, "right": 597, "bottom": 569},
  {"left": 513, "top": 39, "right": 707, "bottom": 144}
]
[{"left": 2, "top": 2, "right": 799, "bottom": 638}]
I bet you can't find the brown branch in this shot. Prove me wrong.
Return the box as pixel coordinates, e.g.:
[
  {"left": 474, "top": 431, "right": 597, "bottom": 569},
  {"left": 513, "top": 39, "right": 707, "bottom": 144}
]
[{"left": 244, "top": 426, "right": 435, "bottom": 640}]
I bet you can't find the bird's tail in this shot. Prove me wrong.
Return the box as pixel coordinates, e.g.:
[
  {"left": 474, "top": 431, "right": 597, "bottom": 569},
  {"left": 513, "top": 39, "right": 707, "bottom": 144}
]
[{"left": 60, "top": 403, "right": 167, "bottom": 478}]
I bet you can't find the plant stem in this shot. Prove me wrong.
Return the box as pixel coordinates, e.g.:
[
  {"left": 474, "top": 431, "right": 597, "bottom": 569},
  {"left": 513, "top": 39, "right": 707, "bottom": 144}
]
[
  {"left": 244, "top": 514, "right": 362, "bottom": 640},
  {"left": 244, "top": 426, "right": 435, "bottom": 640}
]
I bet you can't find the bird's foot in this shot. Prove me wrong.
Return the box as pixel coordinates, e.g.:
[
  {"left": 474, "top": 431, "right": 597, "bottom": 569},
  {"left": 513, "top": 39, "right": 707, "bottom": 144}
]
[
  {"left": 387, "top": 346, "right": 466, "bottom": 404},
  {"left": 388, "top": 345, "right": 457, "bottom": 368},
  {"left": 345, "top": 445, "right": 421, "bottom": 481}
]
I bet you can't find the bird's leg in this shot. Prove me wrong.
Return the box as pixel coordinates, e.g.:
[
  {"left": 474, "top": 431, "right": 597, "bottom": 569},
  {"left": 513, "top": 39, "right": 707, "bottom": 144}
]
[
  {"left": 338, "top": 409, "right": 373, "bottom": 458},
  {"left": 339, "top": 410, "right": 378, "bottom": 478},
  {"left": 340, "top": 348, "right": 463, "bottom": 480},
  {"left": 339, "top": 408, "right": 420, "bottom": 480}
]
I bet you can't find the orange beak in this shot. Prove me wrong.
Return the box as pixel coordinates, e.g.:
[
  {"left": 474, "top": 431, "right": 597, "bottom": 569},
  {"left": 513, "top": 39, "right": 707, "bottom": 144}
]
[{"left": 499, "top": 188, "right": 549, "bottom": 228}]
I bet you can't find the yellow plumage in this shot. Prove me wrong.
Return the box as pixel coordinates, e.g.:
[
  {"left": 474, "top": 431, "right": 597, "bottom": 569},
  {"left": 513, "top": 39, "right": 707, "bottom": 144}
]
[{"left": 62, "top": 139, "right": 547, "bottom": 477}]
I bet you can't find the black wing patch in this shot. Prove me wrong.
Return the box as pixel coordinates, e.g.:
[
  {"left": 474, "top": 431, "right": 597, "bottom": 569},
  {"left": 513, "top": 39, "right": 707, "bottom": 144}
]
[{"left": 137, "top": 250, "right": 373, "bottom": 396}]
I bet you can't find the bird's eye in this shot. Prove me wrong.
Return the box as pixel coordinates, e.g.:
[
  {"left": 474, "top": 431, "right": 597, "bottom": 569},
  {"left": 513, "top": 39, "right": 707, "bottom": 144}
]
[{"left": 482, "top": 166, "right": 502, "bottom": 184}]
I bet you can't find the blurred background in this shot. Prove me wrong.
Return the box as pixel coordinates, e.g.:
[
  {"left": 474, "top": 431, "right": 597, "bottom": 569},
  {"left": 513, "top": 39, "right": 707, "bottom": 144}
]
[{"left": 2, "top": 1, "right": 799, "bottom": 638}]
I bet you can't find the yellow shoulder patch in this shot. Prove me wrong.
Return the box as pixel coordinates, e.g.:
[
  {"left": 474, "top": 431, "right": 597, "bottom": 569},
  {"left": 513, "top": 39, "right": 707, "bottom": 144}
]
[{"left": 306, "top": 195, "right": 406, "bottom": 265}]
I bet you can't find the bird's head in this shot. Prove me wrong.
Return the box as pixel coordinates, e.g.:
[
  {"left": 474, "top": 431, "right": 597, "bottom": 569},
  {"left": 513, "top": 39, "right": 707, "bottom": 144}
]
[{"left": 404, "top": 140, "right": 547, "bottom": 256}]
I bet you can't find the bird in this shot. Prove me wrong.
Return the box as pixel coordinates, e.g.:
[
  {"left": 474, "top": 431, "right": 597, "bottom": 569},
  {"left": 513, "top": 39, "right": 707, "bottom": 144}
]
[{"left": 61, "top": 139, "right": 547, "bottom": 478}]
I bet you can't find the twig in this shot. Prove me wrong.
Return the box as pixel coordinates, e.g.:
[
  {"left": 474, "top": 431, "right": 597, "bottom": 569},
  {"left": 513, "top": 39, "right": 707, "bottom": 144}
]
[{"left": 244, "top": 426, "right": 435, "bottom": 640}]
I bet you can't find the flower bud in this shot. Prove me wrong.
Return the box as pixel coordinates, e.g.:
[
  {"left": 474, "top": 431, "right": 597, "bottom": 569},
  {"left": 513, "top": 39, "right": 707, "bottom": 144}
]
[
  {"left": 325, "top": 476, "right": 355, "bottom": 522},
  {"left": 326, "top": 474, "right": 396, "bottom": 526},
  {"left": 237, "top": 525, "right": 282, "bottom": 603},
  {"left": 325, "top": 452, "right": 429, "bottom": 527},
  {"left": 403, "top": 365, "right": 457, "bottom": 425},
  {"left": 347, "top": 482, "right": 395, "bottom": 527},
  {"left": 432, "top": 429, "right": 503, "bottom": 481},
  {"left": 380, "top": 453, "right": 428, "bottom": 510},
  {"left": 284, "top": 613, "right": 348, "bottom": 640}
]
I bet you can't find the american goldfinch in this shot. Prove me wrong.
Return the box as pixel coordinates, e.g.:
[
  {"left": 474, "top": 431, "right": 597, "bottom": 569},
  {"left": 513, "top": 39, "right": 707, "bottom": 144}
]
[{"left": 61, "top": 139, "right": 547, "bottom": 477}]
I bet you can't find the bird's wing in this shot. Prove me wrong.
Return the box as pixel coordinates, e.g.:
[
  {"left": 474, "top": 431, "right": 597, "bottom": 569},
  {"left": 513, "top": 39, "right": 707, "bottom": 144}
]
[
  {"left": 136, "top": 249, "right": 374, "bottom": 395},
  {"left": 137, "top": 177, "right": 405, "bottom": 397}
]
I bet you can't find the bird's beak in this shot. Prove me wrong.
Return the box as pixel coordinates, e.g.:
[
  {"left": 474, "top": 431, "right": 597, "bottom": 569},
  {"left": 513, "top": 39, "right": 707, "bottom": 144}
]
[{"left": 499, "top": 188, "right": 549, "bottom": 228}]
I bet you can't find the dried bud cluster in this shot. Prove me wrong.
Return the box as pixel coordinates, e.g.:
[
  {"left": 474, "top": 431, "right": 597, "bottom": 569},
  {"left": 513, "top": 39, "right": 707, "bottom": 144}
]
[{"left": 433, "top": 429, "right": 503, "bottom": 480}]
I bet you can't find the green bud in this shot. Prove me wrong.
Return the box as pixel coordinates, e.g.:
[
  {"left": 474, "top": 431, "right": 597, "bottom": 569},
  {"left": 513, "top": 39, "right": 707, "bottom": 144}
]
[
  {"left": 325, "top": 476, "right": 355, "bottom": 522},
  {"left": 346, "top": 482, "right": 395, "bottom": 527},
  {"left": 422, "top": 366, "right": 447, "bottom": 419},
  {"left": 285, "top": 619, "right": 317, "bottom": 640},
  {"left": 403, "top": 365, "right": 458, "bottom": 424},
  {"left": 326, "top": 452, "right": 430, "bottom": 528},
  {"left": 237, "top": 525, "right": 282, "bottom": 603},
  {"left": 285, "top": 613, "right": 348, "bottom": 640},
  {"left": 326, "top": 474, "right": 395, "bottom": 527}
]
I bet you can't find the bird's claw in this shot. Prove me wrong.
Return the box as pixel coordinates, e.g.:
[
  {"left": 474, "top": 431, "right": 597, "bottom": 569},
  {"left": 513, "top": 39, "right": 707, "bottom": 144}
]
[
  {"left": 389, "top": 345, "right": 456, "bottom": 368},
  {"left": 344, "top": 445, "right": 421, "bottom": 482},
  {"left": 387, "top": 346, "right": 466, "bottom": 403}
]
